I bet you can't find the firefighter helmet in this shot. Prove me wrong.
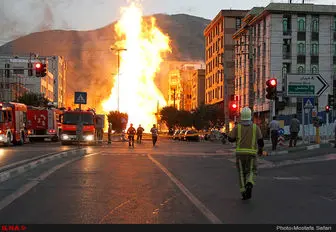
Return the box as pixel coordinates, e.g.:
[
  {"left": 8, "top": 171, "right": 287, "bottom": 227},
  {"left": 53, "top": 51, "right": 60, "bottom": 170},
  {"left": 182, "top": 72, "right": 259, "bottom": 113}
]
[{"left": 241, "top": 107, "right": 252, "bottom": 121}]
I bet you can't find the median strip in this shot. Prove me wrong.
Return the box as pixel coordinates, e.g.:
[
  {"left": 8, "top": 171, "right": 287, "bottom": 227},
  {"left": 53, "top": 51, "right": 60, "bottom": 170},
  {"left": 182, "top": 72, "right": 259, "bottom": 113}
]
[{"left": 0, "top": 148, "right": 88, "bottom": 183}]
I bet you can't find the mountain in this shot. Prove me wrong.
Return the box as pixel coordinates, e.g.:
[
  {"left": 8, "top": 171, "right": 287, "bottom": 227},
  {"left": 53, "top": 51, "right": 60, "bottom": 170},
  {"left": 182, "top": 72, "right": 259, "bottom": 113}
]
[{"left": 0, "top": 14, "right": 210, "bottom": 108}]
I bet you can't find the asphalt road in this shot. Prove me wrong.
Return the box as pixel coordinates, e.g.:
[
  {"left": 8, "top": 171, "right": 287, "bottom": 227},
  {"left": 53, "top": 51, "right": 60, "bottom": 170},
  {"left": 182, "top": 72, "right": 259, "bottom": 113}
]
[
  {"left": 0, "top": 142, "right": 76, "bottom": 169},
  {"left": 0, "top": 139, "right": 335, "bottom": 225}
]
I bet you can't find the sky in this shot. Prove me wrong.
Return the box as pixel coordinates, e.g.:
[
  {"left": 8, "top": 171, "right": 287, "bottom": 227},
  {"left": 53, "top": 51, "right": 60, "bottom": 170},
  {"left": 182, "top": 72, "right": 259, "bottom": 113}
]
[{"left": 0, "top": 0, "right": 334, "bottom": 46}]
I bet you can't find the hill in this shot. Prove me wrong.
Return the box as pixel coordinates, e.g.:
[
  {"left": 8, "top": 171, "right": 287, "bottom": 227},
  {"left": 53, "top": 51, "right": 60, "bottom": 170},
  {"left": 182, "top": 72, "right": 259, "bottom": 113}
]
[{"left": 0, "top": 14, "right": 210, "bottom": 108}]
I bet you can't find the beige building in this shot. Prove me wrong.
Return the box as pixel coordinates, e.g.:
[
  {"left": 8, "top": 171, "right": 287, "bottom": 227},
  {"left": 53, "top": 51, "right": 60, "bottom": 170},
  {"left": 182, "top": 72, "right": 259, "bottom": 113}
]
[
  {"left": 233, "top": 3, "right": 336, "bottom": 122},
  {"left": 0, "top": 55, "right": 67, "bottom": 106},
  {"left": 167, "top": 63, "right": 205, "bottom": 111},
  {"left": 191, "top": 69, "right": 206, "bottom": 110},
  {"left": 204, "top": 10, "right": 248, "bottom": 118}
]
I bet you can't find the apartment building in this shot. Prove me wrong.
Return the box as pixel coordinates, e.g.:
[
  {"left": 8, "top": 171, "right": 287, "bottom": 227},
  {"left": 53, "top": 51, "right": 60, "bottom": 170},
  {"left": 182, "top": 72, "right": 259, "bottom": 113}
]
[
  {"left": 204, "top": 10, "right": 248, "bottom": 112},
  {"left": 191, "top": 69, "right": 206, "bottom": 110},
  {"left": 167, "top": 62, "right": 205, "bottom": 111},
  {"left": 0, "top": 55, "right": 67, "bottom": 106},
  {"left": 233, "top": 3, "right": 336, "bottom": 122}
]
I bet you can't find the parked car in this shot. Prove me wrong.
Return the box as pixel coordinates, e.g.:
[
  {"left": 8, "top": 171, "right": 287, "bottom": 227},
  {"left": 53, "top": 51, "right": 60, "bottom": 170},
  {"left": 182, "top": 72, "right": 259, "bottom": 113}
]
[
  {"left": 183, "top": 130, "right": 200, "bottom": 142},
  {"left": 178, "top": 130, "right": 186, "bottom": 140},
  {"left": 172, "top": 130, "right": 180, "bottom": 140}
]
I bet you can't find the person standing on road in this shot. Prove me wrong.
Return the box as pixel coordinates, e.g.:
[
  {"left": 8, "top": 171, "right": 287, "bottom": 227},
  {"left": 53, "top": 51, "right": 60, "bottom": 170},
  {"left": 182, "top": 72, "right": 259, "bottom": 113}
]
[
  {"left": 150, "top": 124, "right": 158, "bottom": 146},
  {"left": 227, "top": 107, "right": 264, "bottom": 200},
  {"left": 136, "top": 124, "right": 144, "bottom": 144},
  {"left": 269, "top": 116, "right": 280, "bottom": 151},
  {"left": 108, "top": 122, "right": 112, "bottom": 144},
  {"left": 127, "top": 123, "right": 136, "bottom": 148},
  {"left": 289, "top": 114, "right": 300, "bottom": 147}
]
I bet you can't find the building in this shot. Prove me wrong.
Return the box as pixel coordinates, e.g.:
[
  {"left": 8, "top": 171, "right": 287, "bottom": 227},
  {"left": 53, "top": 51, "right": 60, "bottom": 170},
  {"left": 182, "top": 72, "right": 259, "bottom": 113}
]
[
  {"left": 233, "top": 3, "right": 336, "bottom": 124},
  {"left": 0, "top": 55, "right": 67, "bottom": 106},
  {"left": 204, "top": 10, "right": 249, "bottom": 125},
  {"left": 191, "top": 69, "right": 206, "bottom": 110},
  {"left": 167, "top": 62, "right": 205, "bottom": 111},
  {"left": 47, "top": 56, "right": 67, "bottom": 107}
]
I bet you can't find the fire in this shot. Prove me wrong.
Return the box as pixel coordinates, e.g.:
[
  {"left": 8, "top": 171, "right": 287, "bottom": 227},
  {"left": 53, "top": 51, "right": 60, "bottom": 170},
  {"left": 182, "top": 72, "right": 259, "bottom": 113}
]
[{"left": 102, "top": 1, "right": 171, "bottom": 132}]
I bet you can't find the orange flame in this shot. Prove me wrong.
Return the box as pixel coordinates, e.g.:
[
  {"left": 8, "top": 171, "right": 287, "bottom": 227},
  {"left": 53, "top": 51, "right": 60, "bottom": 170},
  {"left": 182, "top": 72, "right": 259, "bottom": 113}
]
[{"left": 102, "top": 1, "right": 171, "bottom": 132}]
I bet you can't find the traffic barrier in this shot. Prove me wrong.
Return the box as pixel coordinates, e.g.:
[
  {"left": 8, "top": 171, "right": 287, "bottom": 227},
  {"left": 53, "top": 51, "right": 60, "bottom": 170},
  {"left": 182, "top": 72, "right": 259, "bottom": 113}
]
[{"left": 278, "top": 135, "right": 286, "bottom": 147}]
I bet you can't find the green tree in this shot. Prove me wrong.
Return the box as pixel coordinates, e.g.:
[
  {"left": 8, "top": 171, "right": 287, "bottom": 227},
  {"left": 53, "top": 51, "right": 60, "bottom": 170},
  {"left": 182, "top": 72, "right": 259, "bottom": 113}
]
[
  {"left": 192, "top": 104, "right": 209, "bottom": 130},
  {"left": 160, "top": 106, "right": 179, "bottom": 129},
  {"left": 177, "top": 110, "right": 193, "bottom": 128},
  {"left": 107, "top": 111, "right": 128, "bottom": 133},
  {"left": 17, "top": 92, "right": 50, "bottom": 107}
]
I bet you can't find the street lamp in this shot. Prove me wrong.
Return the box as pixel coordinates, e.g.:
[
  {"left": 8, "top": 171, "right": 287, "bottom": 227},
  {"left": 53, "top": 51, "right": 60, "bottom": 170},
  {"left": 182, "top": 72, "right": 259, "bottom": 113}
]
[{"left": 111, "top": 47, "right": 127, "bottom": 111}]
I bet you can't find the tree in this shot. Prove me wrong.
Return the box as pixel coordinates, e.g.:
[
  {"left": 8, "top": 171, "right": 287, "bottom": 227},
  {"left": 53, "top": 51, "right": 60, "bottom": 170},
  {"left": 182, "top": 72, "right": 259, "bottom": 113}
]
[
  {"left": 160, "top": 106, "right": 179, "bottom": 129},
  {"left": 177, "top": 110, "right": 193, "bottom": 128},
  {"left": 107, "top": 111, "right": 128, "bottom": 133},
  {"left": 17, "top": 92, "right": 50, "bottom": 107}
]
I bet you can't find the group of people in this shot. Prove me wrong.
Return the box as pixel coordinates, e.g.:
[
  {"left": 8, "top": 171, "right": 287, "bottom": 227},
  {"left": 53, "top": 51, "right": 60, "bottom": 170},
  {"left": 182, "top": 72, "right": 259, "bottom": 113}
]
[
  {"left": 126, "top": 123, "right": 158, "bottom": 148},
  {"left": 269, "top": 114, "right": 301, "bottom": 151}
]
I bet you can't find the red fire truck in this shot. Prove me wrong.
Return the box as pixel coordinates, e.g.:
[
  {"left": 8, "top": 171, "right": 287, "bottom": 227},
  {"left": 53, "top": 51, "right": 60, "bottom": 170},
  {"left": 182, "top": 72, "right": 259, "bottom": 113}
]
[
  {"left": 0, "top": 102, "right": 27, "bottom": 146},
  {"left": 59, "top": 108, "right": 97, "bottom": 145},
  {"left": 26, "top": 105, "right": 63, "bottom": 142}
]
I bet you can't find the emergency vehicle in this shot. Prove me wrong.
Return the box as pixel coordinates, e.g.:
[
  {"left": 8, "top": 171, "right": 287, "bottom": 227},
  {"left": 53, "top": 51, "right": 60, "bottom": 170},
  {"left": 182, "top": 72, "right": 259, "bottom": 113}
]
[
  {"left": 26, "top": 105, "right": 63, "bottom": 142},
  {"left": 0, "top": 102, "right": 27, "bottom": 146},
  {"left": 60, "top": 108, "right": 97, "bottom": 145}
]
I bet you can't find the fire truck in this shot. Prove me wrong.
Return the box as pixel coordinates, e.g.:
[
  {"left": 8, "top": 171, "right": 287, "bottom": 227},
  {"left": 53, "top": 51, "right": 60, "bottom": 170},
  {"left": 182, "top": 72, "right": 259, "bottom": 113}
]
[
  {"left": 60, "top": 108, "right": 101, "bottom": 145},
  {"left": 0, "top": 102, "right": 27, "bottom": 146},
  {"left": 26, "top": 105, "right": 63, "bottom": 142}
]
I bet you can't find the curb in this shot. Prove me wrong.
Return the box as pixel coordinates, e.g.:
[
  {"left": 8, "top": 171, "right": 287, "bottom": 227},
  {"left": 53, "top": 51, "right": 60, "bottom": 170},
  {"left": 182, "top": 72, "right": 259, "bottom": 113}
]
[
  {"left": 266, "top": 143, "right": 332, "bottom": 156},
  {"left": 0, "top": 148, "right": 88, "bottom": 184}
]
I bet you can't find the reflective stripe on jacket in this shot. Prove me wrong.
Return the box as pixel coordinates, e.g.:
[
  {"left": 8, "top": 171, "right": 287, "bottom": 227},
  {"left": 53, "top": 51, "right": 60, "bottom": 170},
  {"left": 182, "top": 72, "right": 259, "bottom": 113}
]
[{"left": 236, "top": 123, "right": 257, "bottom": 155}]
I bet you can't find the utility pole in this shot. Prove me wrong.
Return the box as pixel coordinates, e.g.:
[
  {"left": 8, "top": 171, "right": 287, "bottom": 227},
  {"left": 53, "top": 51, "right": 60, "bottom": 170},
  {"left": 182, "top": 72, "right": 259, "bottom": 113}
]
[
  {"left": 248, "top": 28, "right": 255, "bottom": 117},
  {"left": 111, "top": 47, "right": 127, "bottom": 112},
  {"left": 222, "top": 53, "right": 229, "bottom": 133}
]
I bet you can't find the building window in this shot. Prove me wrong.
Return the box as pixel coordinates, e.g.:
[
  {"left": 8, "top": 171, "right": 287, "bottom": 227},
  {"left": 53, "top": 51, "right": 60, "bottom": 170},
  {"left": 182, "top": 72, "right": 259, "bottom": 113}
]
[
  {"left": 283, "top": 18, "right": 288, "bottom": 34},
  {"left": 298, "top": 18, "right": 306, "bottom": 32},
  {"left": 298, "top": 65, "right": 305, "bottom": 74},
  {"left": 236, "top": 18, "right": 241, "bottom": 30},
  {"left": 334, "top": 43, "right": 336, "bottom": 56},
  {"left": 334, "top": 16, "right": 336, "bottom": 32},
  {"left": 333, "top": 64, "right": 336, "bottom": 74},
  {"left": 282, "top": 65, "right": 288, "bottom": 78},
  {"left": 311, "top": 16, "right": 319, "bottom": 32},
  {"left": 297, "top": 43, "right": 306, "bottom": 55},
  {"left": 311, "top": 43, "right": 319, "bottom": 56},
  {"left": 311, "top": 65, "right": 319, "bottom": 74}
]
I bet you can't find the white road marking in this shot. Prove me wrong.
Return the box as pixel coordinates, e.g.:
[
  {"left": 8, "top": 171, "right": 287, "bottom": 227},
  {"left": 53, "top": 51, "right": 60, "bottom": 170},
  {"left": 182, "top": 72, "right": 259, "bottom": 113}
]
[
  {"left": 273, "top": 177, "right": 301, "bottom": 180},
  {"left": 0, "top": 152, "right": 101, "bottom": 212},
  {"left": 147, "top": 154, "right": 223, "bottom": 224}
]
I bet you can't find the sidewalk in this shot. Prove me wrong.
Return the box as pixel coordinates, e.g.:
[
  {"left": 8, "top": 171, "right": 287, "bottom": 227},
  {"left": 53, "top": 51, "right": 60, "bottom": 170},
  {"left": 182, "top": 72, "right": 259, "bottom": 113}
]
[{"left": 263, "top": 139, "right": 334, "bottom": 156}]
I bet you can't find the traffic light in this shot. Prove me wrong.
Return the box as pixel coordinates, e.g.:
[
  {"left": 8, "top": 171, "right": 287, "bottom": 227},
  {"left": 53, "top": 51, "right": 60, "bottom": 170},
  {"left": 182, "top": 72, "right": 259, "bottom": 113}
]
[
  {"left": 325, "top": 105, "right": 330, "bottom": 113},
  {"left": 41, "top": 63, "right": 47, "bottom": 77},
  {"left": 229, "top": 101, "right": 239, "bottom": 118},
  {"left": 266, "top": 78, "right": 277, "bottom": 100},
  {"left": 35, "top": 62, "right": 42, "bottom": 77}
]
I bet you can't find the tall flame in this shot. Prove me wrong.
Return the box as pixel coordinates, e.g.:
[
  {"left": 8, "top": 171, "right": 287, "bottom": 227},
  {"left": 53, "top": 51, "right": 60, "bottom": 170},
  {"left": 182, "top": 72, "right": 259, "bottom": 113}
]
[{"left": 102, "top": 1, "right": 171, "bottom": 132}]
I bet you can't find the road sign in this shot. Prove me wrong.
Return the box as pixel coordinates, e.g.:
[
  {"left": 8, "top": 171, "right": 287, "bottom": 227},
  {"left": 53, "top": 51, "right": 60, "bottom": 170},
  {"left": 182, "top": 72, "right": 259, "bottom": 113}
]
[
  {"left": 74, "top": 92, "right": 87, "bottom": 104},
  {"left": 303, "top": 97, "right": 314, "bottom": 109},
  {"left": 286, "top": 74, "right": 329, "bottom": 97}
]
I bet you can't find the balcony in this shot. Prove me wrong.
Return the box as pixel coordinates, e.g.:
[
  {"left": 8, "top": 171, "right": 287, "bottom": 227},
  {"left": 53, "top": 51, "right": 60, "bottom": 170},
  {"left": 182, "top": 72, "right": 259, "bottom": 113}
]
[
  {"left": 283, "top": 29, "right": 292, "bottom": 36},
  {"left": 283, "top": 52, "right": 291, "bottom": 60}
]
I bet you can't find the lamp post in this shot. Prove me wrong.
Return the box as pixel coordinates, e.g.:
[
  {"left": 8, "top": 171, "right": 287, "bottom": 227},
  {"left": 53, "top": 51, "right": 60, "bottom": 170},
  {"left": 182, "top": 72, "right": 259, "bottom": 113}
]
[{"left": 111, "top": 47, "right": 127, "bottom": 111}]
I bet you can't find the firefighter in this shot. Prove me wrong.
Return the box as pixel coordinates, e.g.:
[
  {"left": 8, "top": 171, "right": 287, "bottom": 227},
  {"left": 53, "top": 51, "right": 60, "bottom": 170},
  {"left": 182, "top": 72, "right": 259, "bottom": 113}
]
[
  {"left": 227, "top": 106, "right": 264, "bottom": 200},
  {"left": 108, "top": 123, "right": 112, "bottom": 144},
  {"left": 126, "top": 123, "right": 136, "bottom": 147},
  {"left": 150, "top": 124, "right": 158, "bottom": 146},
  {"left": 136, "top": 124, "right": 144, "bottom": 144}
]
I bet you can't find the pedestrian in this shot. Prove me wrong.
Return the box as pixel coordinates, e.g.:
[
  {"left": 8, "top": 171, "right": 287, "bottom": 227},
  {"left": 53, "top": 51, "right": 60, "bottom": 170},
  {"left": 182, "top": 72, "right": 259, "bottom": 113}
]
[
  {"left": 107, "top": 122, "right": 112, "bottom": 144},
  {"left": 269, "top": 116, "right": 280, "bottom": 151},
  {"left": 289, "top": 114, "right": 300, "bottom": 147},
  {"left": 126, "top": 123, "right": 136, "bottom": 147},
  {"left": 227, "top": 107, "right": 264, "bottom": 200},
  {"left": 150, "top": 124, "right": 158, "bottom": 146},
  {"left": 136, "top": 124, "right": 144, "bottom": 144}
]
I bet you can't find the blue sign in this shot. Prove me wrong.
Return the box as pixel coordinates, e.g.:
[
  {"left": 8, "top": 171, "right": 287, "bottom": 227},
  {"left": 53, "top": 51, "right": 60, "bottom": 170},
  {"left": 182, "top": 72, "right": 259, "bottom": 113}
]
[
  {"left": 74, "top": 92, "right": 87, "bottom": 104},
  {"left": 278, "top": 128, "right": 284, "bottom": 135},
  {"left": 303, "top": 97, "right": 314, "bottom": 109}
]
